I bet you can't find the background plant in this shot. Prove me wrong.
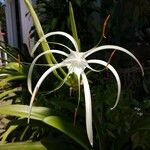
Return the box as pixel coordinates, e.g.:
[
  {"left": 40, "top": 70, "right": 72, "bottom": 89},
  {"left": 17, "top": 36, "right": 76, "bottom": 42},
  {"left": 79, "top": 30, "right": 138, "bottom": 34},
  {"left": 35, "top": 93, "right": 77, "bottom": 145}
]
[{"left": 0, "top": 0, "right": 149, "bottom": 150}]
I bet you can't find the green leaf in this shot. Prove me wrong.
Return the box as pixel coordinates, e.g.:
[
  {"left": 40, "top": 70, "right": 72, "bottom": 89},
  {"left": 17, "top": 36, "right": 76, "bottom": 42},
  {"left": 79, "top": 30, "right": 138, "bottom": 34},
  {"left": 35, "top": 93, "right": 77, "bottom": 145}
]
[
  {"left": 5, "top": 62, "right": 23, "bottom": 72},
  {"left": 43, "top": 116, "right": 91, "bottom": 150},
  {"left": 0, "top": 125, "right": 18, "bottom": 144},
  {"left": 0, "top": 141, "right": 47, "bottom": 150},
  {"left": 0, "top": 105, "right": 52, "bottom": 121},
  {"left": 69, "top": 2, "right": 80, "bottom": 49},
  {"left": 0, "top": 140, "right": 81, "bottom": 150},
  {"left": 0, "top": 88, "right": 20, "bottom": 99},
  {"left": 24, "top": 0, "right": 52, "bottom": 62},
  {"left": 0, "top": 105, "right": 91, "bottom": 149},
  {"left": 0, "top": 75, "right": 26, "bottom": 87},
  {"left": 24, "top": 0, "right": 66, "bottom": 79}
]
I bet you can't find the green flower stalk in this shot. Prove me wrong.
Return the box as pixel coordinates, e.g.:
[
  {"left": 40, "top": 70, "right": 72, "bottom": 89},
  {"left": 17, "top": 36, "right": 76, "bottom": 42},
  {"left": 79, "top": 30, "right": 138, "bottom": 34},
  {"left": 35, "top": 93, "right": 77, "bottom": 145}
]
[
  {"left": 24, "top": 0, "right": 66, "bottom": 80},
  {"left": 27, "top": 31, "right": 144, "bottom": 146}
]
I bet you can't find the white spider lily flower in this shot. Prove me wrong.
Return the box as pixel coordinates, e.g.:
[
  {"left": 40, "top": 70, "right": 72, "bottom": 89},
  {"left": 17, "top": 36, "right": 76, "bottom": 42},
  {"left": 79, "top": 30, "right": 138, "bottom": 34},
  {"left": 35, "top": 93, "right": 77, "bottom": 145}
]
[{"left": 28, "top": 31, "right": 144, "bottom": 146}]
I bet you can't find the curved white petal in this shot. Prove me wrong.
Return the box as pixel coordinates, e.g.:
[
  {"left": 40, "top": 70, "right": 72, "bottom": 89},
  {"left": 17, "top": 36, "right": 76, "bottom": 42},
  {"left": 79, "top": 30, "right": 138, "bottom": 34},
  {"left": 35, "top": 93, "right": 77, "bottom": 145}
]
[
  {"left": 27, "top": 50, "right": 68, "bottom": 94},
  {"left": 85, "top": 45, "right": 144, "bottom": 76},
  {"left": 31, "top": 31, "right": 79, "bottom": 55},
  {"left": 28, "top": 63, "right": 65, "bottom": 123},
  {"left": 86, "top": 64, "right": 102, "bottom": 72},
  {"left": 87, "top": 59, "right": 121, "bottom": 110},
  {"left": 81, "top": 73, "right": 93, "bottom": 146},
  {"left": 48, "top": 41, "right": 73, "bottom": 52}
]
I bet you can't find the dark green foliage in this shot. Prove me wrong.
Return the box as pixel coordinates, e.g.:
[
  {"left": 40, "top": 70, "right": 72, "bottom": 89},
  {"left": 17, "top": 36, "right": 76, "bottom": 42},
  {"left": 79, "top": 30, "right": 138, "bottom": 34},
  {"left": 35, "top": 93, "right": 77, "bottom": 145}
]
[
  {"left": 34, "top": 0, "right": 100, "bottom": 50},
  {"left": 108, "top": 0, "right": 150, "bottom": 44}
]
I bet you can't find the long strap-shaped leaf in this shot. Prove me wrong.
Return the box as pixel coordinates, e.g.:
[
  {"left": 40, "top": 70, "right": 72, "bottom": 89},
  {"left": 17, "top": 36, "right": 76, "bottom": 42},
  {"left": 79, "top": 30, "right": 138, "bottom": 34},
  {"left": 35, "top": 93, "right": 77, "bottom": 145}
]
[
  {"left": 0, "top": 141, "right": 47, "bottom": 150},
  {"left": 0, "top": 88, "right": 19, "bottom": 99},
  {"left": 0, "top": 140, "right": 85, "bottom": 150},
  {"left": 0, "top": 75, "right": 26, "bottom": 87},
  {"left": 0, "top": 105, "right": 91, "bottom": 150},
  {"left": 0, "top": 125, "right": 18, "bottom": 144}
]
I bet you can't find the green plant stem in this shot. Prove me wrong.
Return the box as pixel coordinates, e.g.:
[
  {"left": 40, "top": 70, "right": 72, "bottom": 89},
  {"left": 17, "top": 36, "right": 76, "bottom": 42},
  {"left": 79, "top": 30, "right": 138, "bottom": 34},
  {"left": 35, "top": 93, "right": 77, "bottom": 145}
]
[
  {"left": 69, "top": 2, "right": 80, "bottom": 50},
  {"left": 24, "top": 0, "right": 66, "bottom": 79}
]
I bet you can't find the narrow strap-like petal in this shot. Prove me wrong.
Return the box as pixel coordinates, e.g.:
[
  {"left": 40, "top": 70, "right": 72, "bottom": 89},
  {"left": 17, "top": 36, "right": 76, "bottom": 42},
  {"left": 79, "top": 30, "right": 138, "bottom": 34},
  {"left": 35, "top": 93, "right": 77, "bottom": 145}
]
[
  {"left": 27, "top": 50, "right": 68, "bottom": 94},
  {"left": 48, "top": 42, "right": 73, "bottom": 52},
  {"left": 28, "top": 63, "right": 65, "bottom": 123},
  {"left": 31, "top": 31, "right": 79, "bottom": 55},
  {"left": 87, "top": 59, "right": 121, "bottom": 110},
  {"left": 81, "top": 73, "right": 93, "bottom": 146},
  {"left": 85, "top": 45, "right": 144, "bottom": 76}
]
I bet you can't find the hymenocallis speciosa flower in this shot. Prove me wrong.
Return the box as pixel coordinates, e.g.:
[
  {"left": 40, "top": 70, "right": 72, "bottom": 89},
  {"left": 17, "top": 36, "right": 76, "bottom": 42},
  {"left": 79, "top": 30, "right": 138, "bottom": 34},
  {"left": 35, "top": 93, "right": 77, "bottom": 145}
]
[{"left": 27, "top": 31, "right": 144, "bottom": 146}]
